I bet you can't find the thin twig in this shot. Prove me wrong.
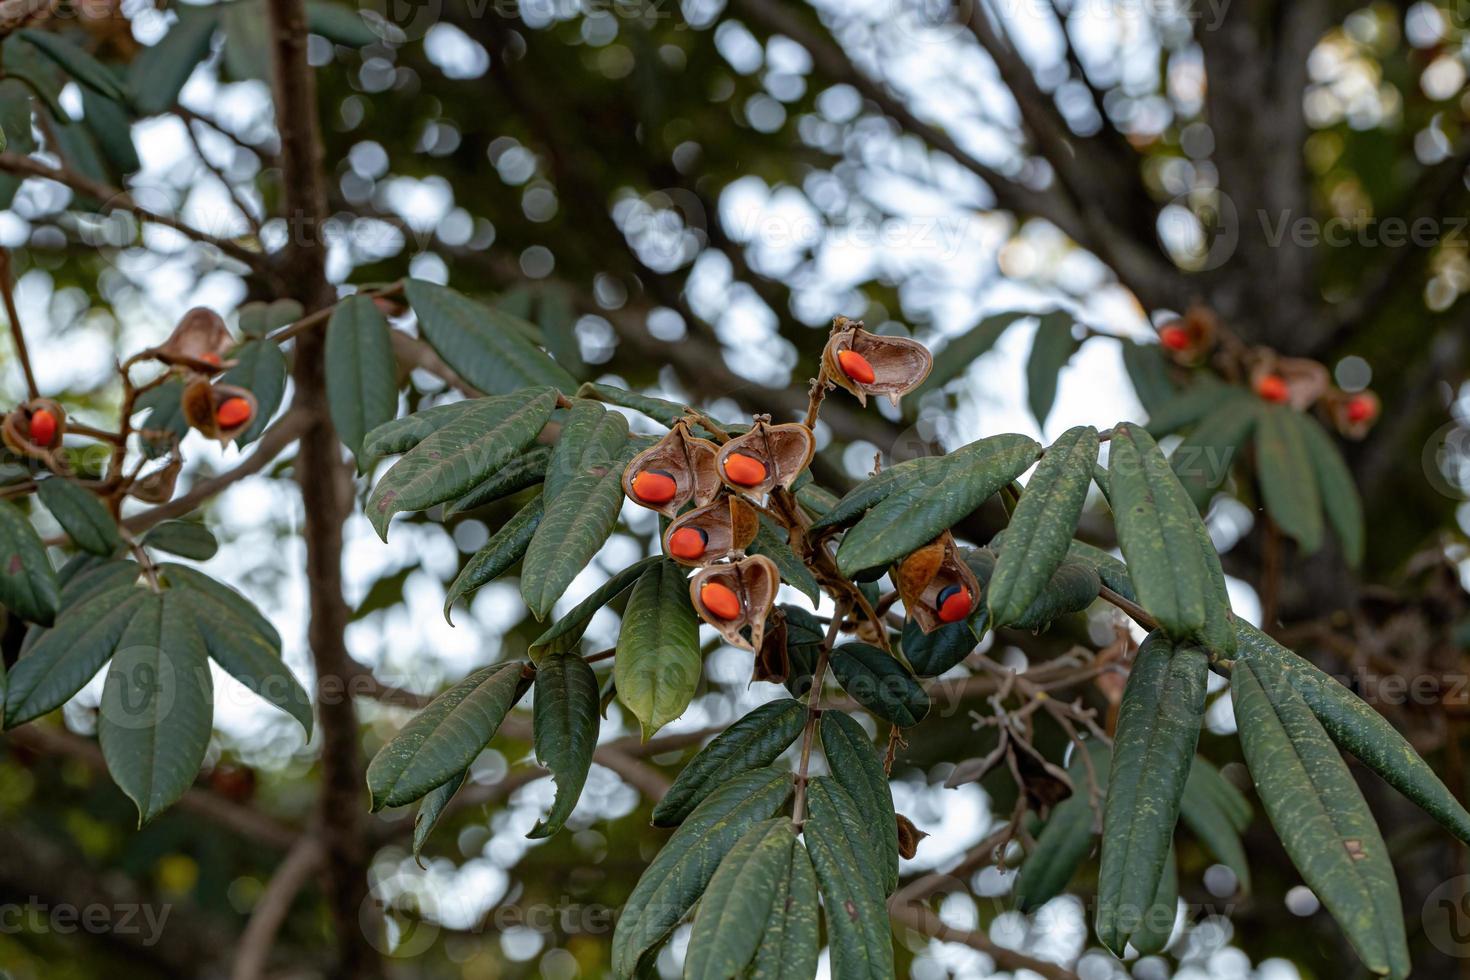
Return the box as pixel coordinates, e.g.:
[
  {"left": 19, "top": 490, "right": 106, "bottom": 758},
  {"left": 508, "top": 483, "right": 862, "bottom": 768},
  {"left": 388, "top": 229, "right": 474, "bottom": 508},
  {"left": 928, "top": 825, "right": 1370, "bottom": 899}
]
[
  {"left": 0, "top": 248, "right": 38, "bottom": 398},
  {"left": 230, "top": 835, "right": 324, "bottom": 980},
  {"left": 791, "top": 602, "right": 847, "bottom": 827}
]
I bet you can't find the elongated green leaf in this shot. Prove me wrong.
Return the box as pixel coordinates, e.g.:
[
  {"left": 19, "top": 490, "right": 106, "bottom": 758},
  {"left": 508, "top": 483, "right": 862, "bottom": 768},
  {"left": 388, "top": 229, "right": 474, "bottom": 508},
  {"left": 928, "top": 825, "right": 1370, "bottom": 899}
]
[
  {"left": 81, "top": 89, "right": 140, "bottom": 174},
  {"left": 99, "top": 590, "right": 213, "bottom": 824},
  {"left": 361, "top": 400, "right": 477, "bottom": 459},
  {"left": 1120, "top": 339, "right": 1176, "bottom": 414},
  {"left": 537, "top": 285, "right": 586, "bottom": 380},
  {"left": 1130, "top": 846, "right": 1178, "bottom": 955},
  {"left": 528, "top": 652, "right": 599, "bottom": 839},
  {"left": 829, "top": 643, "right": 928, "bottom": 728},
  {"left": 220, "top": 338, "right": 287, "bottom": 445},
  {"left": 809, "top": 453, "right": 947, "bottom": 533},
  {"left": 545, "top": 400, "right": 628, "bottom": 502},
  {"left": 796, "top": 483, "right": 838, "bottom": 519},
  {"left": 445, "top": 447, "right": 552, "bottom": 517},
  {"left": 366, "top": 662, "right": 532, "bottom": 810},
  {"left": 367, "top": 388, "right": 559, "bottom": 540},
  {"left": 412, "top": 768, "right": 467, "bottom": 867},
  {"left": 900, "top": 617, "right": 976, "bottom": 677},
  {"left": 1296, "top": 412, "right": 1364, "bottom": 566},
  {"left": 406, "top": 279, "right": 576, "bottom": 395},
  {"left": 1026, "top": 311, "right": 1078, "bottom": 428},
  {"left": 221, "top": 2, "right": 270, "bottom": 81},
  {"left": 17, "top": 30, "right": 128, "bottom": 102},
  {"left": 0, "top": 80, "right": 37, "bottom": 156},
  {"left": 803, "top": 777, "right": 896, "bottom": 980},
  {"left": 614, "top": 560, "right": 700, "bottom": 739},
  {"left": 2, "top": 33, "right": 63, "bottom": 119},
  {"left": 38, "top": 477, "right": 121, "bottom": 556},
  {"left": 135, "top": 378, "right": 189, "bottom": 459},
  {"left": 444, "top": 494, "right": 544, "bottom": 622},
  {"left": 1237, "top": 621, "right": 1470, "bottom": 844},
  {"left": 1232, "top": 654, "right": 1409, "bottom": 978},
  {"left": 306, "top": 1, "right": 380, "bottom": 46},
  {"left": 143, "top": 520, "right": 218, "bottom": 560},
  {"left": 1181, "top": 760, "right": 1251, "bottom": 893},
  {"left": 1189, "top": 502, "right": 1237, "bottom": 656},
  {"left": 326, "top": 295, "right": 399, "bottom": 458},
  {"left": 750, "top": 516, "right": 819, "bottom": 604},
  {"left": 611, "top": 767, "right": 793, "bottom": 976},
  {"left": 821, "top": 710, "right": 898, "bottom": 893},
  {"left": 528, "top": 555, "right": 660, "bottom": 661},
  {"left": 1096, "top": 634, "right": 1206, "bottom": 954},
  {"left": 161, "top": 564, "right": 279, "bottom": 646},
  {"left": 834, "top": 434, "right": 1041, "bottom": 575},
  {"left": 1015, "top": 743, "right": 1110, "bottom": 912},
  {"left": 1255, "top": 404, "right": 1324, "bottom": 553},
  {"left": 1106, "top": 423, "right": 1210, "bottom": 639},
  {"left": 575, "top": 382, "right": 705, "bottom": 433},
  {"left": 0, "top": 499, "right": 59, "bottom": 625},
  {"left": 1006, "top": 560, "right": 1100, "bottom": 630},
  {"left": 1170, "top": 396, "right": 1255, "bottom": 510},
  {"left": 520, "top": 440, "right": 636, "bottom": 620},
  {"left": 747, "top": 836, "right": 820, "bottom": 980},
  {"left": 988, "top": 426, "right": 1098, "bottom": 626},
  {"left": 1146, "top": 378, "right": 1233, "bottom": 436},
  {"left": 911, "top": 310, "right": 1030, "bottom": 399},
  {"left": 685, "top": 819, "right": 800, "bottom": 980},
  {"left": 653, "top": 698, "right": 805, "bottom": 827}
]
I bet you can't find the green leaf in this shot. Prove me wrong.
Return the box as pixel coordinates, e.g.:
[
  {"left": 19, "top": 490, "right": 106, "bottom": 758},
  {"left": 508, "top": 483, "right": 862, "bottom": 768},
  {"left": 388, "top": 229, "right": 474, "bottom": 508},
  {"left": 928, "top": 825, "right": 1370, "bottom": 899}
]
[
  {"left": 528, "top": 555, "right": 660, "bottom": 661},
  {"left": 1169, "top": 396, "right": 1256, "bottom": 510},
  {"left": 237, "top": 300, "right": 304, "bottom": 338},
  {"left": 614, "top": 560, "right": 701, "bottom": 740},
  {"left": 1145, "top": 378, "right": 1233, "bottom": 436},
  {"left": 653, "top": 698, "right": 805, "bottom": 827},
  {"left": 17, "top": 30, "right": 128, "bottom": 103},
  {"left": 0, "top": 79, "right": 37, "bottom": 155},
  {"left": 828, "top": 643, "right": 929, "bottom": 728},
  {"left": 803, "top": 777, "right": 896, "bottom": 980},
  {"left": 537, "top": 285, "right": 587, "bottom": 380},
  {"left": 1189, "top": 502, "right": 1237, "bottom": 656},
  {"left": 1231, "top": 654, "right": 1409, "bottom": 978},
  {"left": 1237, "top": 621, "right": 1470, "bottom": 845},
  {"left": 1025, "top": 311, "right": 1078, "bottom": 429},
  {"left": 749, "top": 516, "right": 819, "bottom": 604},
  {"left": 911, "top": 310, "right": 1030, "bottom": 400},
  {"left": 366, "top": 388, "right": 559, "bottom": 540},
  {"left": 444, "top": 494, "right": 544, "bottom": 623},
  {"left": 49, "top": 116, "right": 109, "bottom": 206},
  {"left": 366, "top": 662, "right": 532, "bottom": 810},
  {"left": 0, "top": 499, "right": 59, "bottom": 625},
  {"left": 1096, "top": 634, "right": 1207, "bottom": 954},
  {"left": 412, "top": 769, "right": 467, "bottom": 867},
  {"left": 1129, "top": 845, "right": 1178, "bottom": 955},
  {"left": 2, "top": 34, "right": 64, "bottom": 119},
  {"left": 528, "top": 652, "right": 599, "bottom": 839},
  {"left": 520, "top": 440, "right": 637, "bottom": 621},
  {"left": 326, "top": 295, "right": 399, "bottom": 459},
  {"left": 987, "top": 426, "right": 1098, "bottom": 626},
  {"left": 1296, "top": 412, "right": 1365, "bottom": 566},
  {"left": 306, "top": 0, "right": 381, "bottom": 46},
  {"left": 575, "top": 383, "right": 708, "bottom": 434},
  {"left": 796, "top": 483, "right": 839, "bottom": 519},
  {"left": 221, "top": 1, "right": 270, "bottom": 82},
  {"left": 80, "top": 89, "right": 141, "bottom": 175},
  {"left": 360, "top": 400, "right": 477, "bottom": 460},
  {"left": 127, "top": 9, "right": 219, "bottom": 115},
  {"left": 685, "top": 819, "right": 802, "bottom": 980},
  {"left": 38, "top": 477, "right": 121, "bottom": 556},
  {"left": 1181, "top": 759, "right": 1252, "bottom": 893},
  {"left": 406, "top": 279, "right": 577, "bottom": 395},
  {"left": 99, "top": 590, "right": 214, "bottom": 824},
  {"left": 834, "top": 434, "right": 1041, "bottom": 575},
  {"left": 445, "top": 446, "right": 552, "bottom": 517},
  {"left": 611, "top": 767, "right": 793, "bottom": 976},
  {"left": 1064, "top": 538, "right": 1137, "bottom": 603},
  {"left": 1120, "top": 339, "right": 1176, "bottom": 414},
  {"left": 900, "top": 617, "right": 976, "bottom": 677},
  {"left": 1255, "top": 404, "right": 1324, "bottom": 553},
  {"left": 160, "top": 564, "right": 279, "bottom": 646},
  {"left": 135, "top": 378, "right": 189, "bottom": 458},
  {"left": 143, "top": 520, "right": 218, "bottom": 561},
  {"left": 1015, "top": 742, "right": 1110, "bottom": 912},
  {"left": 1106, "top": 423, "right": 1210, "bottom": 640},
  {"left": 1002, "top": 559, "right": 1100, "bottom": 631},
  {"left": 220, "top": 339, "right": 287, "bottom": 445},
  {"left": 747, "top": 835, "right": 821, "bottom": 980},
  {"left": 809, "top": 454, "right": 947, "bottom": 533},
  {"left": 821, "top": 710, "right": 898, "bottom": 894},
  {"left": 544, "top": 400, "right": 628, "bottom": 503}
]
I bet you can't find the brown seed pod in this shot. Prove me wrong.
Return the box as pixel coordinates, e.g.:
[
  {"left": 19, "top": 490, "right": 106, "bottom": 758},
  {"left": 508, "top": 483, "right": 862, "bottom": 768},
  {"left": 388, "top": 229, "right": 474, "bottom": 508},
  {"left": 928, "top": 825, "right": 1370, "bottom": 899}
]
[
  {"left": 182, "top": 377, "right": 259, "bottom": 443},
  {"left": 1248, "top": 351, "right": 1329, "bottom": 412},
  {"left": 621, "top": 420, "right": 721, "bottom": 518},
  {"left": 1155, "top": 304, "right": 1217, "bottom": 364},
  {"left": 662, "top": 494, "right": 758, "bottom": 567},
  {"left": 1325, "top": 388, "right": 1380, "bottom": 440},
  {"left": 715, "top": 418, "right": 814, "bottom": 498},
  {"left": 822, "top": 316, "right": 933, "bottom": 408},
  {"left": 152, "top": 307, "right": 236, "bottom": 372},
  {"left": 896, "top": 813, "right": 928, "bottom": 860},
  {"left": 130, "top": 455, "right": 183, "bottom": 503},
  {"left": 752, "top": 606, "right": 790, "bottom": 685},
  {"left": 689, "top": 554, "right": 780, "bottom": 653},
  {"left": 894, "top": 531, "right": 981, "bottom": 635},
  {"left": 2, "top": 398, "right": 66, "bottom": 465}
]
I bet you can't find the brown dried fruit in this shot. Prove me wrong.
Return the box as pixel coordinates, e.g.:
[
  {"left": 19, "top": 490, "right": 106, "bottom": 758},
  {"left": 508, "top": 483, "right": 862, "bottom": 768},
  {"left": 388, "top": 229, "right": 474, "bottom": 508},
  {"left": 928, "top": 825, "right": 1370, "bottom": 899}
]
[
  {"left": 182, "top": 377, "right": 259, "bottom": 443},
  {"left": 753, "top": 606, "right": 790, "bottom": 684},
  {"left": 621, "top": 420, "right": 721, "bottom": 518},
  {"left": 716, "top": 418, "right": 814, "bottom": 499},
  {"left": 1155, "top": 304, "right": 1217, "bottom": 363},
  {"left": 662, "top": 494, "right": 758, "bottom": 568},
  {"left": 896, "top": 813, "right": 928, "bottom": 860},
  {"left": 152, "top": 307, "right": 236, "bottom": 372},
  {"left": 130, "top": 455, "right": 183, "bottom": 503},
  {"left": 2, "top": 398, "right": 67, "bottom": 466},
  {"left": 688, "top": 554, "right": 780, "bottom": 652},
  {"left": 894, "top": 531, "right": 981, "bottom": 635},
  {"left": 822, "top": 316, "right": 933, "bottom": 407},
  {"left": 1249, "top": 351, "right": 1328, "bottom": 412}
]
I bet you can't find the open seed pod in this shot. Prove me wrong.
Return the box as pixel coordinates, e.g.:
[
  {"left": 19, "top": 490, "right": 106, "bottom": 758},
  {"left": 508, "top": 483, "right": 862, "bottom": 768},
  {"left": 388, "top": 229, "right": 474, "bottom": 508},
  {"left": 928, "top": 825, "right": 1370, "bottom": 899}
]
[
  {"left": 130, "top": 455, "right": 183, "bottom": 503},
  {"left": 716, "top": 418, "right": 814, "bottom": 499},
  {"left": 621, "top": 420, "right": 721, "bottom": 518},
  {"left": 1155, "top": 304, "right": 1217, "bottom": 363},
  {"left": 822, "top": 316, "right": 933, "bottom": 408},
  {"left": 1325, "top": 388, "right": 1379, "bottom": 440},
  {"left": 894, "top": 531, "right": 981, "bottom": 635},
  {"left": 2, "top": 398, "right": 66, "bottom": 463},
  {"left": 689, "top": 554, "right": 780, "bottom": 653},
  {"left": 152, "top": 307, "right": 236, "bottom": 372},
  {"left": 181, "top": 377, "right": 259, "bottom": 444},
  {"left": 753, "top": 606, "right": 790, "bottom": 685},
  {"left": 662, "top": 494, "right": 758, "bottom": 567},
  {"left": 1249, "top": 351, "right": 1329, "bottom": 411}
]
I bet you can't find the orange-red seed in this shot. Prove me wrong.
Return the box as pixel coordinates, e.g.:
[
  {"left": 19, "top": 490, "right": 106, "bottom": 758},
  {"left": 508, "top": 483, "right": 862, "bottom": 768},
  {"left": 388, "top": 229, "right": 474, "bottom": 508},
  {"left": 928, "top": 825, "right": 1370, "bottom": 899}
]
[
  {"left": 837, "top": 349, "right": 877, "bottom": 385},
  {"left": 936, "top": 585, "right": 972, "bottom": 623},
  {"left": 1255, "top": 374, "right": 1289, "bottom": 404},
  {"left": 201, "top": 352, "right": 222, "bottom": 366},
  {"left": 1346, "top": 395, "right": 1376, "bottom": 423},
  {"left": 28, "top": 409, "right": 57, "bottom": 446},
  {"left": 216, "top": 397, "right": 253, "bottom": 429},
  {"left": 1159, "top": 325, "right": 1190, "bottom": 351},
  {"left": 632, "top": 469, "right": 678, "bottom": 504},
  {"left": 723, "top": 452, "right": 767, "bottom": 487},
  {"left": 668, "top": 526, "right": 709, "bottom": 560},
  {"left": 700, "top": 581, "right": 742, "bottom": 620}
]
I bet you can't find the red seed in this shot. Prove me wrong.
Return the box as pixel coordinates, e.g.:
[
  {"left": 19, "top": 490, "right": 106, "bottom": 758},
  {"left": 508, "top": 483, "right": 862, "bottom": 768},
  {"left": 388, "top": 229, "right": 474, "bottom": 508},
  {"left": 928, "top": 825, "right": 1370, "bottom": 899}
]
[
  {"left": 1159, "top": 325, "right": 1190, "bottom": 351},
  {"left": 201, "top": 352, "right": 222, "bottom": 366},
  {"left": 632, "top": 469, "right": 678, "bottom": 504},
  {"left": 723, "top": 452, "right": 767, "bottom": 487},
  {"left": 936, "top": 584, "right": 972, "bottom": 623},
  {"left": 668, "top": 526, "right": 709, "bottom": 560},
  {"left": 1255, "top": 374, "right": 1289, "bottom": 404},
  {"left": 700, "top": 581, "right": 742, "bottom": 620},
  {"left": 837, "top": 349, "right": 877, "bottom": 385},
  {"left": 28, "top": 408, "right": 56, "bottom": 446},
  {"left": 216, "top": 397, "right": 253, "bottom": 428},
  {"left": 1346, "top": 395, "right": 1376, "bottom": 424}
]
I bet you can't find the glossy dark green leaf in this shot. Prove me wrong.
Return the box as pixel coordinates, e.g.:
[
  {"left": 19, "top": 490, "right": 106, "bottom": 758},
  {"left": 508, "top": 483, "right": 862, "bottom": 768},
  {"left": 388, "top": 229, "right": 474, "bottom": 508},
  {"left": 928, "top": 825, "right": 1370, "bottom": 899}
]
[
  {"left": 80, "top": 89, "right": 141, "bottom": 174},
  {"left": 611, "top": 766, "right": 793, "bottom": 976},
  {"left": 574, "top": 382, "right": 704, "bottom": 432},
  {"left": 360, "top": 400, "right": 477, "bottom": 459},
  {"left": 537, "top": 285, "right": 587, "bottom": 380},
  {"left": 220, "top": 339, "right": 286, "bottom": 445},
  {"left": 445, "top": 447, "right": 552, "bottom": 517},
  {"left": 1120, "top": 339, "right": 1176, "bottom": 414},
  {"left": 17, "top": 30, "right": 128, "bottom": 103},
  {"left": 900, "top": 617, "right": 976, "bottom": 677},
  {"left": 37, "top": 477, "right": 120, "bottom": 556},
  {"left": 528, "top": 555, "right": 659, "bottom": 661},
  {"left": 161, "top": 563, "right": 279, "bottom": 646},
  {"left": 1129, "top": 845, "right": 1178, "bottom": 955},
  {"left": 747, "top": 835, "right": 820, "bottom": 980},
  {"left": 1145, "top": 378, "right": 1234, "bottom": 436},
  {"left": 0, "top": 80, "right": 37, "bottom": 155},
  {"left": 1231, "top": 654, "right": 1409, "bottom": 978},
  {"left": 796, "top": 483, "right": 838, "bottom": 519},
  {"left": 828, "top": 643, "right": 929, "bottom": 728},
  {"left": 779, "top": 604, "right": 826, "bottom": 698},
  {"left": 1064, "top": 539, "right": 1137, "bottom": 603},
  {"left": 135, "top": 378, "right": 189, "bottom": 459},
  {"left": 366, "top": 662, "right": 532, "bottom": 810},
  {"left": 306, "top": 0, "right": 380, "bottom": 46},
  {"left": 412, "top": 768, "right": 467, "bottom": 867},
  {"left": 1004, "top": 560, "right": 1100, "bottom": 631},
  {"left": 143, "top": 520, "right": 218, "bottom": 560},
  {"left": 614, "top": 560, "right": 701, "bottom": 739},
  {"left": 406, "top": 279, "right": 577, "bottom": 395},
  {"left": 1170, "top": 396, "right": 1255, "bottom": 510},
  {"left": 685, "top": 819, "right": 802, "bottom": 980},
  {"left": 750, "top": 516, "right": 820, "bottom": 604},
  {"left": 821, "top": 710, "right": 898, "bottom": 894},
  {"left": 325, "top": 295, "right": 399, "bottom": 458},
  {"left": 653, "top": 698, "right": 805, "bottom": 827},
  {"left": 1255, "top": 404, "right": 1324, "bottom": 553},
  {"left": 1181, "top": 759, "right": 1251, "bottom": 893},
  {"left": 1297, "top": 412, "right": 1365, "bottom": 566},
  {"left": 803, "top": 777, "right": 896, "bottom": 980},
  {"left": 444, "top": 494, "right": 544, "bottom": 623},
  {"left": 528, "top": 652, "right": 599, "bottom": 839},
  {"left": 0, "top": 499, "right": 59, "bottom": 625},
  {"left": 1025, "top": 311, "right": 1078, "bottom": 428},
  {"left": 544, "top": 400, "right": 628, "bottom": 503},
  {"left": 2, "top": 34, "right": 64, "bottom": 119},
  {"left": 127, "top": 8, "right": 218, "bottom": 115},
  {"left": 911, "top": 310, "right": 1030, "bottom": 399},
  {"left": 1096, "top": 634, "right": 1206, "bottom": 954},
  {"left": 809, "top": 453, "right": 947, "bottom": 533}
]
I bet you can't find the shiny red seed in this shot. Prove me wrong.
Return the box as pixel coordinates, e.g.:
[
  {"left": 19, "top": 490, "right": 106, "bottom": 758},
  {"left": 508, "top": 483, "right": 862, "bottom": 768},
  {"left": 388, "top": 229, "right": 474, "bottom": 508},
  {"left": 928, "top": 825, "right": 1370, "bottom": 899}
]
[
  {"left": 201, "top": 352, "right": 222, "bottom": 366},
  {"left": 632, "top": 469, "right": 678, "bottom": 504},
  {"left": 216, "top": 397, "right": 253, "bottom": 428},
  {"left": 837, "top": 349, "right": 877, "bottom": 385},
  {"left": 1159, "top": 325, "right": 1190, "bottom": 351},
  {"left": 28, "top": 409, "right": 56, "bottom": 446},
  {"left": 700, "top": 581, "right": 742, "bottom": 620},
  {"left": 1255, "top": 375, "right": 1289, "bottom": 404},
  {"left": 723, "top": 453, "right": 767, "bottom": 487},
  {"left": 936, "top": 584, "right": 972, "bottom": 623},
  {"left": 668, "top": 526, "right": 709, "bottom": 560},
  {"left": 1346, "top": 395, "right": 1376, "bottom": 424}
]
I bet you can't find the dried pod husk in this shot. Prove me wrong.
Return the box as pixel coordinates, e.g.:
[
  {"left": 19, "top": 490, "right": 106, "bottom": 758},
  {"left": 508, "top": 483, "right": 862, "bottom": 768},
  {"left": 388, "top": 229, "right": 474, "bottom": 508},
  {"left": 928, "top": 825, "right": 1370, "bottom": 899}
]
[
  {"left": 1249, "top": 352, "right": 1329, "bottom": 411},
  {"left": 753, "top": 606, "right": 790, "bottom": 685},
  {"left": 822, "top": 316, "right": 933, "bottom": 408},
  {"left": 662, "top": 494, "right": 758, "bottom": 567},
  {"left": 896, "top": 813, "right": 928, "bottom": 860},
  {"left": 894, "top": 531, "right": 981, "bottom": 635},
  {"left": 2, "top": 398, "right": 66, "bottom": 464},
  {"left": 130, "top": 455, "right": 183, "bottom": 503},
  {"left": 621, "top": 420, "right": 721, "bottom": 518},
  {"left": 715, "top": 418, "right": 814, "bottom": 498},
  {"left": 152, "top": 307, "right": 236, "bottom": 372},
  {"left": 688, "top": 554, "right": 780, "bottom": 653},
  {"left": 182, "top": 377, "right": 259, "bottom": 444},
  {"left": 1155, "top": 304, "right": 1217, "bottom": 364},
  {"left": 1325, "top": 388, "right": 1380, "bottom": 440}
]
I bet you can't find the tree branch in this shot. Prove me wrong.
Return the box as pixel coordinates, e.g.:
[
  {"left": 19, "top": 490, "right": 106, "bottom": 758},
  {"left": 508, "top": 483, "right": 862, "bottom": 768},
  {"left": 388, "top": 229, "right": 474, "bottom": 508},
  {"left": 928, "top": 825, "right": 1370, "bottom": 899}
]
[{"left": 230, "top": 835, "right": 325, "bottom": 980}]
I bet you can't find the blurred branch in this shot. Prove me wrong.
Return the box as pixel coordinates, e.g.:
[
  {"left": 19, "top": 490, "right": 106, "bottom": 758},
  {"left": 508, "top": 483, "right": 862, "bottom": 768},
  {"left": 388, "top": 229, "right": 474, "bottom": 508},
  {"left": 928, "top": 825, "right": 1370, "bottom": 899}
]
[
  {"left": 0, "top": 247, "right": 38, "bottom": 398},
  {"left": 231, "top": 835, "right": 325, "bottom": 980},
  {"left": 888, "top": 901, "right": 1080, "bottom": 980}
]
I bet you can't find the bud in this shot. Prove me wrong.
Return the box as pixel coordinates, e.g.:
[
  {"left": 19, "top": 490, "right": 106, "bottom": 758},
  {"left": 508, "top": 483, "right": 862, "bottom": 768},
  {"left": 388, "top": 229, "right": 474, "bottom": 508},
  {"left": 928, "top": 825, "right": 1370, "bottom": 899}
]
[
  {"left": 1249, "top": 353, "right": 1328, "bottom": 411},
  {"left": 152, "top": 307, "right": 235, "bottom": 372},
  {"left": 2, "top": 398, "right": 67, "bottom": 465},
  {"left": 822, "top": 316, "right": 933, "bottom": 408},
  {"left": 894, "top": 531, "right": 981, "bottom": 634},
  {"left": 716, "top": 418, "right": 814, "bottom": 499},
  {"left": 688, "top": 554, "right": 780, "bottom": 652},
  {"left": 621, "top": 420, "right": 721, "bottom": 518},
  {"left": 661, "top": 494, "right": 758, "bottom": 567},
  {"left": 181, "top": 378, "right": 259, "bottom": 443}
]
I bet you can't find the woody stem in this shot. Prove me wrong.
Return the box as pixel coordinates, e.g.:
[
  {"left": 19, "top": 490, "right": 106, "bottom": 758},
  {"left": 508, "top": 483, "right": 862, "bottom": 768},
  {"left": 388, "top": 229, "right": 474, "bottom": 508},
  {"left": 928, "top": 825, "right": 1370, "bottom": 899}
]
[{"left": 791, "top": 600, "right": 848, "bottom": 828}]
